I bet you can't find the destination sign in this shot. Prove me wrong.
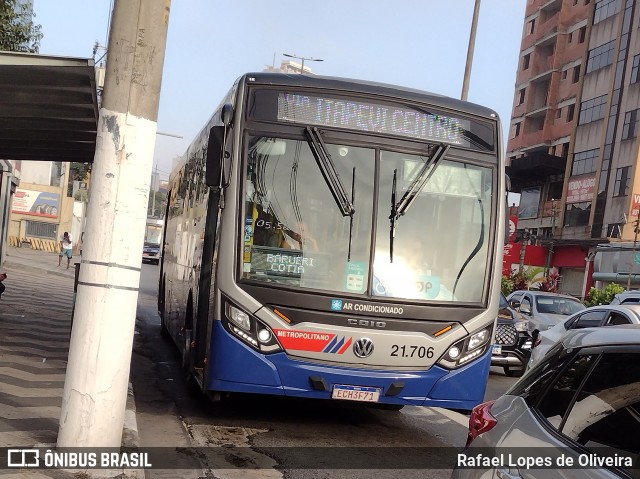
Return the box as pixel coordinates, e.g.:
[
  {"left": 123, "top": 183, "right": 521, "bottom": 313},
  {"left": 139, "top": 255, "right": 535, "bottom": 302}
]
[{"left": 248, "top": 89, "right": 495, "bottom": 152}]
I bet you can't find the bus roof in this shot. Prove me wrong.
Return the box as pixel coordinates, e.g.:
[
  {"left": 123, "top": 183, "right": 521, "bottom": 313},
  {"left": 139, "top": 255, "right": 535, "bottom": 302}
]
[{"left": 241, "top": 72, "right": 500, "bottom": 121}]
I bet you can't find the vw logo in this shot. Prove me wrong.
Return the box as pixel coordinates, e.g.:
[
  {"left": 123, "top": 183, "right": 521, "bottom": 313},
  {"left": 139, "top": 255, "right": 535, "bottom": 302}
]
[{"left": 353, "top": 338, "right": 374, "bottom": 358}]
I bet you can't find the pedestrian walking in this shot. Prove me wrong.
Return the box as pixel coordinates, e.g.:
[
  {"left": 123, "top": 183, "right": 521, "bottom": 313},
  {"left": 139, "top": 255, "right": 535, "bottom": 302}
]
[
  {"left": 58, "top": 232, "right": 73, "bottom": 269},
  {"left": 0, "top": 272, "right": 6, "bottom": 298}
]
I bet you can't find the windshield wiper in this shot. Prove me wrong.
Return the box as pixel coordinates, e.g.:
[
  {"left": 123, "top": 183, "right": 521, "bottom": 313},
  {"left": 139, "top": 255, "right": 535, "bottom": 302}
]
[
  {"left": 394, "top": 143, "right": 449, "bottom": 218},
  {"left": 389, "top": 169, "right": 398, "bottom": 262},
  {"left": 305, "top": 127, "right": 355, "bottom": 217},
  {"left": 389, "top": 143, "right": 449, "bottom": 262}
]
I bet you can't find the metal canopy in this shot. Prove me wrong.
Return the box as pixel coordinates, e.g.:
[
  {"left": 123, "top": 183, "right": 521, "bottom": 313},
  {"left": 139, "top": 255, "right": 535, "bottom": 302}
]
[{"left": 0, "top": 52, "right": 98, "bottom": 163}]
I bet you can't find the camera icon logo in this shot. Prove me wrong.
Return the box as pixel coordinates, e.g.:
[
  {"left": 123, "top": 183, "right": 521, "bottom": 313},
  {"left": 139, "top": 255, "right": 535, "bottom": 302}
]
[{"left": 7, "top": 449, "right": 39, "bottom": 467}]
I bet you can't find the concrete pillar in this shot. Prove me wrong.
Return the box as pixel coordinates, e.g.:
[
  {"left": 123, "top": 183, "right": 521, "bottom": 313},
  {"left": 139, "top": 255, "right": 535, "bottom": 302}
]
[{"left": 57, "top": 0, "right": 171, "bottom": 447}]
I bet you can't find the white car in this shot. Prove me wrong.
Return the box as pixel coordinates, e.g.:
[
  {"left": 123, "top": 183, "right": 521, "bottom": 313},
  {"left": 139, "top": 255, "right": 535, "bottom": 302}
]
[
  {"left": 506, "top": 290, "right": 585, "bottom": 337},
  {"left": 527, "top": 304, "right": 640, "bottom": 370}
]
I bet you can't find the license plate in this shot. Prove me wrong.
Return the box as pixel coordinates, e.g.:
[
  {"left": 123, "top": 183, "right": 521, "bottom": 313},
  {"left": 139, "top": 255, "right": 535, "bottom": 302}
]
[
  {"left": 492, "top": 344, "right": 502, "bottom": 355},
  {"left": 331, "top": 385, "right": 380, "bottom": 403}
]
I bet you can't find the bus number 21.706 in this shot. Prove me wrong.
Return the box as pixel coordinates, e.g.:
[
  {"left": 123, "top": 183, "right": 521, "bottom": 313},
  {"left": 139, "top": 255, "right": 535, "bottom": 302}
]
[{"left": 390, "top": 345, "right": 434, "bottom": 358}]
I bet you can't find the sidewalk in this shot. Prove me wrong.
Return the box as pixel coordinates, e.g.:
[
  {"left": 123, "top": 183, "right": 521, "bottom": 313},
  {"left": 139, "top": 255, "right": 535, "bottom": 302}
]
[
  {"left": 4, "top": 245, "right": 77, "bottom": 279},
  {"left": 0, "top": 246, "right": 140, "bottom": 478}
]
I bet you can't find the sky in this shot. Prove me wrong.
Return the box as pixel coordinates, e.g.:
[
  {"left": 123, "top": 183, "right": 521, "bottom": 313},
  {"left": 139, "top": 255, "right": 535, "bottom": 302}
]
[{"left": 34, "top": 0, "right": 527, "bottom": 182}]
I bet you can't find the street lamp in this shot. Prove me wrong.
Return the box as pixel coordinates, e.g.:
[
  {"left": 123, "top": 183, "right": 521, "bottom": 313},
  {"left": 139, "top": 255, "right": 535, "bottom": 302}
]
[{"left": 283, "top": 53, "right": 323, "bottom": 74}]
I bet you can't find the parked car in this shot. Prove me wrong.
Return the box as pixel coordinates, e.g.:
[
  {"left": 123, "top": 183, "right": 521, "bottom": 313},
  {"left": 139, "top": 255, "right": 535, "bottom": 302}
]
[
  {"left": 453, "top": 325, "right": 640, "bottom": 479},
  {"left": 610, "top": 290, "right": 640, "bottom": 305},
  {"left": 142, "top": 242, "right": 161, "bottom": 265},
  {"left": 491, "top": 293, "right": 532, "bottom": 377},
  {"left": 506, "top": 290, "right": 585, "bottom": 339},
  {"left": 528, "top": 304, "right": 640, "bottom": 370}
]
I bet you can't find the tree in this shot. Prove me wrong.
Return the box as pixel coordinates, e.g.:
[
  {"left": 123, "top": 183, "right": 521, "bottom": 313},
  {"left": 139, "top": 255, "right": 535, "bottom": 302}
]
[
  {"left": 148, "top": 189, "right": 166, "bottom": 217},
  {"left": 585, "top": 283, "right": 624, "bottom": 307},
  {"left": 0, "top": 0, "right": 43, "bottom": 53}
]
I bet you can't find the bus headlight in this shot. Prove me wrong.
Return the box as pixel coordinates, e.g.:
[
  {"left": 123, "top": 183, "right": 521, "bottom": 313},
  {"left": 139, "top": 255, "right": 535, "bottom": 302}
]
[
  {"left": 228, "top": 305, "right": 251, "bottom": 331},
  {"left": 437, "top": 325, "right": 493, "bottom": 369},
  {"left": 258, "top": 328, "right": 272, "bottom": 343},
  {"left": 223, "top": 300, "right": 282, "bottom": 353},
  {"left": 468, "top": 329, "right": 490, "bottom": 350}
]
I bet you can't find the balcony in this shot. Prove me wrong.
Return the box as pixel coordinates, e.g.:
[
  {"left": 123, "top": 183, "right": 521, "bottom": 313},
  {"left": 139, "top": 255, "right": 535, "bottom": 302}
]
[{"left": 506, "top": 151, "right": 566, "bottom": 192}]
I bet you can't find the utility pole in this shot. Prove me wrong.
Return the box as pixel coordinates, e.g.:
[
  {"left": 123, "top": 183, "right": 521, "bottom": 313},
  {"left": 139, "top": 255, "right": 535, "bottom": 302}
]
[
  {"left": 628, "top": 218, "right": 640, "bottom": 291},
  {"left": 461, "top": 0, "right": 481, "bottom": 101},
  {"left": 57, "top": 0, "right": 171, "bottom": 447},
  {"left": 151, "top": 163, "right": 158, "bottom": 217}
]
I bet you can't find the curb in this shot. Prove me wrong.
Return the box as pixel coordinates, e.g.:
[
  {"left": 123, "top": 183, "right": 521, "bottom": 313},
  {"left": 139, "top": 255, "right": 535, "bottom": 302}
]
[{"left": 123, "top": 382, "right": 140, "bottom": 448}]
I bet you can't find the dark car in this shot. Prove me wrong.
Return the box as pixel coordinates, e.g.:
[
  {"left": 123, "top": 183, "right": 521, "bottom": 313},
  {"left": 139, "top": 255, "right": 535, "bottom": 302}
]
[
  {"left": 491, "top": 293, "right": 532, "bottom": 377},
  {"left": 142, "top": 242, "right": 161, "bottom": 265}
]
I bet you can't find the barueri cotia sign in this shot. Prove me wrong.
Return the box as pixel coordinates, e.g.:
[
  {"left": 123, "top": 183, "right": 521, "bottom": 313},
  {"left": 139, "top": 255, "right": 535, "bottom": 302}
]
[{"left": 11, "top": 188, "right": 60, "bottom": 218}]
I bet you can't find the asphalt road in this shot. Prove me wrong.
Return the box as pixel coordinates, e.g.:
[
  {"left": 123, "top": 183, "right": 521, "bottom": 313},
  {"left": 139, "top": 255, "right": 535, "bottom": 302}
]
[{"left": 131, "top": 264, "right": 518, "bottom": 479}]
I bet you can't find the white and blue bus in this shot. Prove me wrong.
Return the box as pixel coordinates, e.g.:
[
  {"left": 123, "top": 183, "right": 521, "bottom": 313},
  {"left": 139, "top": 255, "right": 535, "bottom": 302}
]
[{"left": 159, "top": 73, "right": 505, "bottom": 410}]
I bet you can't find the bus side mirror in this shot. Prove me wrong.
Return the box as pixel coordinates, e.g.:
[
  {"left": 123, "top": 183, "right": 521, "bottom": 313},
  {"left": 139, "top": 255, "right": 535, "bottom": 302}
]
[
  {"left": 205, "top": 126, "right": 225, "bottom": 187},
  {"left": 205, "top": 103, "right": 234, "bottom": 188}
]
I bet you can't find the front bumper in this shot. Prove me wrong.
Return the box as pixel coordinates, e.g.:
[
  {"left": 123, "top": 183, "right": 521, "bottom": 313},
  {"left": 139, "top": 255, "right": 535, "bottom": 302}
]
[
  {"left": 206, "top": 320, "right": 492, "bottom": 410},
  {"left": 491, "top": 324, "right": 531, "bottom": 368}
]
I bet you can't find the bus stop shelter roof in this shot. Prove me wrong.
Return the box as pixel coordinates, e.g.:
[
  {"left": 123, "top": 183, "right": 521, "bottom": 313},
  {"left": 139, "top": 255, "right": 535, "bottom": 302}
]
[{"left": 0, "top": 52, "right": 98, "bottom": 163}]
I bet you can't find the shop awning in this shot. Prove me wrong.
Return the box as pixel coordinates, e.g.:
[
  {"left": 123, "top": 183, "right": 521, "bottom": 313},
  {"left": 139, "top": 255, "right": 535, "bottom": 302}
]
[{"left": 0, "top": 52, "right": 98, "bottom": 163}]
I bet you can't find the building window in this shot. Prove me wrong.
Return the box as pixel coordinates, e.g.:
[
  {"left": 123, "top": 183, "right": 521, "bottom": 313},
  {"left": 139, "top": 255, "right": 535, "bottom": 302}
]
[
  {"left": 571, "top": 148, "right": 599, "bottom": 176},
  {"left": 567, "top": 104, "right": 575, "bottom": 122},
  {"left": 614, "top": 166, "right": 631, "bottom": 196},
  {"left": 25, "top": 221, "right": 58, "bottom": 240},
  {"left": 518, "top": 88, "right": 526, "bottom": 105},
  {"left": 527, "top": 19, "right": 536, "bottom": 35},
  {"left": 572, "top": 65, "right": 581, "bottom": 83},
  {"left": 578, "top": 26, "right": 587, "bottom": 43},
  {"left": 523, "top": 53, "right": 531, "bottom": 70},
  {"left": 556, "top": 108, "right": 562, "bottom": 119},
  {"left": 594, "top": 0, "right": 621, "bottom": 24},
  {"left": 564, "top": 202, "right": 591, "bottom": 227},
  {"left": 607, "top": 223, "right": 622, "bottom": 237},
  {"left": 631, "top": 55, "right": 640, "bottom": 83},
  {"left": 578, "top": 95, "right": 608, "bottom": 125},
  {"left": 622, "top": 109, "right": 640, "bottom": 140},
  {"left": 511, "top": 122, "right": 522, "bottom": 138},
  {"left": 562, "top": 69, "right": 568, "bottom": 79},
  {"left": 586, "top": 40, "right": 616, "bottom": 73}
]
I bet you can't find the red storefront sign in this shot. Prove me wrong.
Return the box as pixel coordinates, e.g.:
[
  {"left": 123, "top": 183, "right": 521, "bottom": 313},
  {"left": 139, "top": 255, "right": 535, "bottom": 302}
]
[
  {"left": 632, "top": 193, "right": 640, "bottom": 216},
  {"left": 502, "top": 243, "right": 548, "bottom": 276}
]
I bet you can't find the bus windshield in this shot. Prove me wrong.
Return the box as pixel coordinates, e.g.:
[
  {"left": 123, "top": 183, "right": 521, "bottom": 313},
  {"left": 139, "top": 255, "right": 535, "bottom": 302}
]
[{"left": 242, "top": 134, "right": 492, "bottom": 303}]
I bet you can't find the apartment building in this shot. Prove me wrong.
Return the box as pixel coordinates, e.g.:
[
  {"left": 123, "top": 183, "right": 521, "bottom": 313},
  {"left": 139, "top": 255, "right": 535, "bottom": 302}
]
[{"left": 506, "top": 0, "right": 640, "bottom": 295}]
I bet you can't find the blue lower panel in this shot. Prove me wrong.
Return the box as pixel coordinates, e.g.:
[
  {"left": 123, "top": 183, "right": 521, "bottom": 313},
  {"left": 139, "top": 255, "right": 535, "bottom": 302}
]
[{"left": 207, "top": 321, "right": 491, "bottom": 409}]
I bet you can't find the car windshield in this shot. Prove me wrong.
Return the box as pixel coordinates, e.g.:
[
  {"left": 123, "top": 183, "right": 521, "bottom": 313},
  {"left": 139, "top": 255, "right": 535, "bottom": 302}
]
[
  {"left": 241, "top": 135, "right": 493, "bottom": 302},
  {"left": 535, "top": 296, "right": 584, "bottom": 315},
  {"left": 500, "top": 294, "right": 509, "bottom": 308}
]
